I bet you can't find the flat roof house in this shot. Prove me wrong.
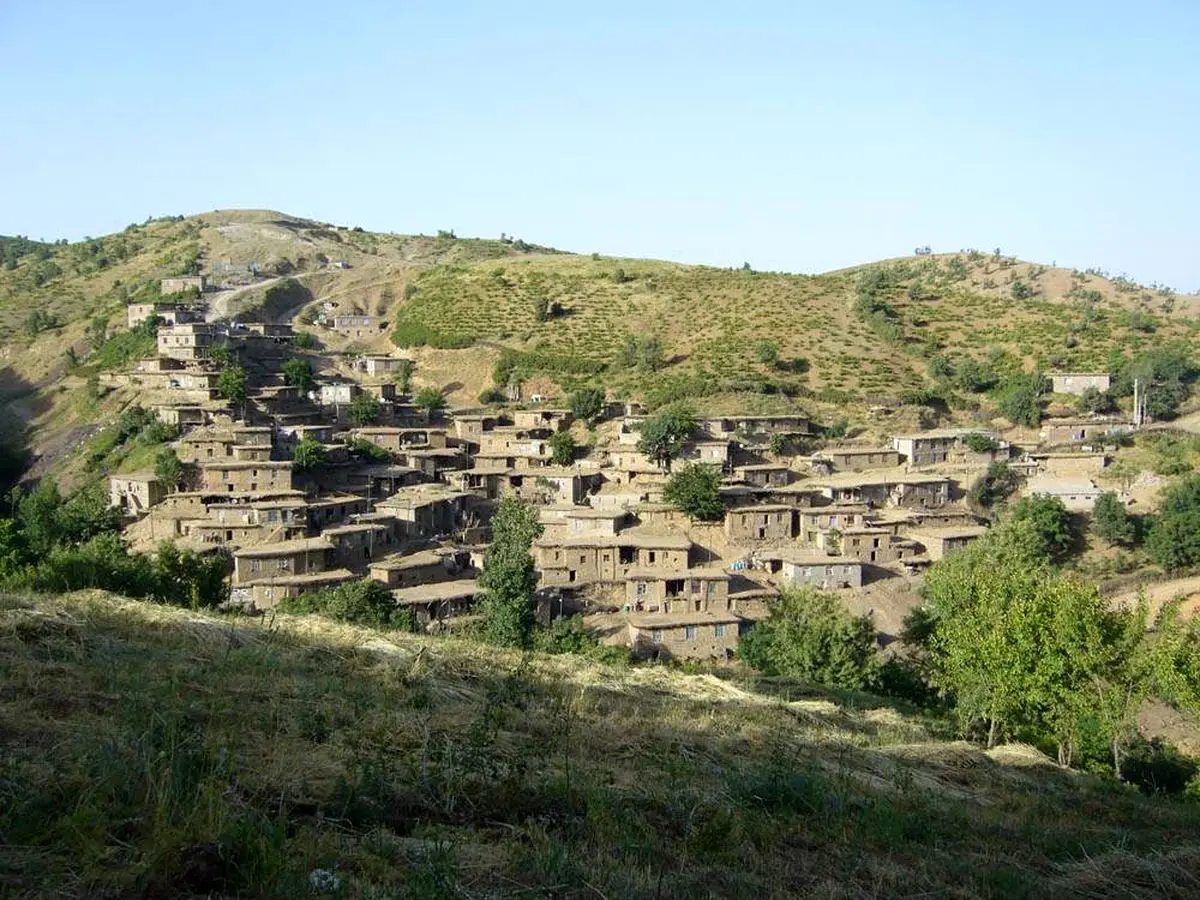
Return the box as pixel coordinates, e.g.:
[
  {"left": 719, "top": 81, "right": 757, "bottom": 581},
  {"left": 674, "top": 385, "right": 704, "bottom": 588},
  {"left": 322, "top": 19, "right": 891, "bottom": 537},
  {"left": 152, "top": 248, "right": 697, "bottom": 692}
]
[
  {"left": 1049, "top": 372, "right": 1112, "bottom": 396},
  {"left": 331, "top": 314, "right": 381, "bottom": 338},
  {"left": 813, "top": 447, "right": 902, "bottom": 472},
  {"left": 724, "top": 504, "right": 797, "bottom": 543},
  {"left": 534, "top": 530, "right": 692, "bottom": 586},
  {"left": 627, "top": 611, "right": 744, "bottom": 662},
  {"left": 1027, "top": 476, "right": 1105, "bottom": 512},
  {"left": 232, "top": 537, "right": 333, "bottom": 585},
  {"left": 157, "top": 323, "right": 215, "bottom": 361},
  {"left": 759, "top": 550, "right": 864, "bottom": 589},
  {"left": 110, "top": 473, "right": 166, "bottom": 516}
]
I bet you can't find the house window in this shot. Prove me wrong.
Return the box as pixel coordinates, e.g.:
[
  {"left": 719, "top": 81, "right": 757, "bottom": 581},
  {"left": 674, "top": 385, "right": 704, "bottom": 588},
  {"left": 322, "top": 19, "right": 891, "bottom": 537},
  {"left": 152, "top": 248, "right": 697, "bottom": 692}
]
[
  {"left": 651, "top": 629, "right": 664, "bottom": 643},
  {"left": 714, "top": 624, "right": 726, "bottom": 638},
  {"left": 636, "top": 582, "right": 647, "bottom": 596},
  {"left": 684, "top": 625, "right": 698, "bottom": 640},
  {"left": 648, "top": 551, "right": 656, "bottom": 564}
]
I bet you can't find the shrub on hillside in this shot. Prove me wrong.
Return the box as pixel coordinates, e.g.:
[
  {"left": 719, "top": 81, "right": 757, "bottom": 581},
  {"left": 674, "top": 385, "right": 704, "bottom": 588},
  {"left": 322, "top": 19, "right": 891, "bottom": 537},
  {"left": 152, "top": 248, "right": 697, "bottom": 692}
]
[{"left": 282, "top": 580, "right": 415, "bottom": 631}]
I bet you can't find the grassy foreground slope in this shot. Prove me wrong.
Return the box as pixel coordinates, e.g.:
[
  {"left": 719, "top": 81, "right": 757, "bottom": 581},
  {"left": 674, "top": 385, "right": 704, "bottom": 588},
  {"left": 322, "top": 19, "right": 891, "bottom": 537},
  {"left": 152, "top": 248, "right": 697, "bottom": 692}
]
[{"left": 3, "top": 593, "right": 1200, "bottom": 898}]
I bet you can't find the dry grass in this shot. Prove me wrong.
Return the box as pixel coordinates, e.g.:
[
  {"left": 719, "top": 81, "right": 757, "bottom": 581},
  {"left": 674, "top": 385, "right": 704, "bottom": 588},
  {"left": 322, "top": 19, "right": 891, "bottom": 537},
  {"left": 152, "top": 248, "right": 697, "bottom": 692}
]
[{"left": 3, "top": 590, "right": 1200, "bottom": 898}]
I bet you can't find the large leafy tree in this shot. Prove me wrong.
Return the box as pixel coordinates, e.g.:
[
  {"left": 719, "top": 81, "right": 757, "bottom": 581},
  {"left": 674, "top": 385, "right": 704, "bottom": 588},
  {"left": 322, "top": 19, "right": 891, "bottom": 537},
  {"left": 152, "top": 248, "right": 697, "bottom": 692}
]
[
  {"left": 636, "top": 406, "right": 696, "bottom": 472},
  {"left": 568, "top": 387, "right": 605, "bottom": 424},
  {"left": 292, "top": 436, "right": 328, "bottom": 471},
  {"left": 479, "top": 497, "right": 544, "bottom": 647},
  {"left": 1145, "top": 476, "right": 1200, "bottom": 572},
  {"left": 738, "top": 588, "right": 879, "bottom": 690},
  {"left": 1007, "top": 494, "right": 1074, "bottom": 561},
  {"left": 548, "top": 430, "right": 576, "bottom": 466},
  {"left": 663, "top": 463, "right": 725, "bottom": 521},
  {"left": 154, "top": 447, "right": 184, "bottom": 491},
  {"left": 1092, "top": 491, "right": 1134, "bottom": 545},
  {"left": 348, "top": 393, "right": 381, "bottom": 427},
  {"left": 216, "top": 364, "right": 248, "bottom": 412},
  {"left": 413, "top": 386, "right": 448, "bottom": 416},
  {"left": 992, "top": 372, "right": 1045, "bottom": 427},
  {"left": 280, "top": 358, "right": 315, "bottom": 393}
]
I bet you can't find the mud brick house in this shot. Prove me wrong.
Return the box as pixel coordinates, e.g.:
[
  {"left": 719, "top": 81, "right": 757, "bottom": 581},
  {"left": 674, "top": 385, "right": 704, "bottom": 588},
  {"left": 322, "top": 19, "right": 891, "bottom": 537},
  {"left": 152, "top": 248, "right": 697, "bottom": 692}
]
[
  {"left": 534, "top": 530, "right": 692, "bottom": 586},
  {"left": 511, "top": 408, "right": 573, "bottom": 432},
  {"left": 758, "top": 550, "right": 864, "bottom": 589},
  {"left": 109, "top": 473, "right": 166, "bottom": 516},
  {"left": 331, "top": 314, "right": 381, "bottom": 337},
  {"left": 798, "top": 504, "right": 872, "bottom": 544},
  {"left": 623, "top": 567, "right": 730, "bottom": 614},
  {"left": 374, "top": 485, "right": 472, "bottom": 540},
  {"left": 732, "top": 463, "right": 795, "bottom": 488},
  {"left": 157, "top": 323, "right": 215, "bottom": 361},
  {"left": 1027, "top": 476, "right": 1105, "bottom": 512},
  {"left": 232, "top": 537, "right": 334, "bottom": 584},
  {"left": 354, "top": 355, "right": 411, "bottom": 377},
  {"left": 1049, "top": 372, "right": 1112, "bottom": 396},
  {"left": 231, "top": 569, "right": 357, "bottom": 610},
  {"left": 352, "top": 427, "right": 448, "bottom": 453},
  {"left": 1038, "top": 417, "right": 1134, "bottom": 445},
  {"left": 539, "top": 505, "right": 635, "bottom": 541},
  {"left": 813, "top": 446, "right": 901, "bottom": 472},
  {"left": 161, "top": 275, "right": 207, "bottom": 295},
  {"left": 891, "top": 429, "right": 999, "bottom": 466},
  {"left": 902, "top": 525, "right": 988, "bottom": 561},
  {"left": 724, "top": 504, "right": 798, "bottom": 542},
  {"left": 627, "top": 611, "right": 744, "bottom": 661},
  {"left": 815, "top": 472, "right": 952, "bottom": 509},
  {"left": 392, "top": 579, "right": 480, "bottom": 629},
  {"left": 197, "top": 461, "right": 294, "bottom": 493}
]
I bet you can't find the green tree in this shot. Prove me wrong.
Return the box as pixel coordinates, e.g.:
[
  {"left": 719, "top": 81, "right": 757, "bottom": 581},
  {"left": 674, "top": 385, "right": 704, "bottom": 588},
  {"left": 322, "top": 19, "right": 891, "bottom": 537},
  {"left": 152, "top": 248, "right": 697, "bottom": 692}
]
[
  {"left": 393, "top": 358, "right": 415, "bottom": 393},
  {"left": 348, "top": 393, "right": 381, "bottom": 427},
  {"left": 755, "top": 340, "right": 781, "bottom": 366},
  {"left": 282, "top": 579, "right": 413, "bottom": 630},
  {"left": 1008, "top": 494, "right": 1074, "bottom": 561},
  {"left": 738, "top": 588, "right": 880, "bottom": 690},
  {"left": 1077, "top": 386, "right": 1112, "bottom": 414},
  {"left": 208, "top": 344, "right": 233, "bottom": 367},
  {"left": 548, "top": 430, "right": 576, "bottom": 466},
  {"left": 280, "top": 358, "right": 315, "bottom": 392},
  {"left": 568, "top": 386, "right": 606, "bottom": 424},
  {"left": 293, "top": 331, "right": 318, "bottom": 350},
  {"left": 152, "top": 541, "right": 228, "bottom": 609},
  {"left": 663, "top": 463, "right": 725, "bottom": 521},
  {"left": 154, "top": 447, "right": 183, "bottom": 492},
  {"left": 216, "top": 364, "right": 248, "bottom": 413},
  {"left": 1092, "top": 491, "right": 1134, "bottom": 545},
  {"left": 479, "top": 497, "right": 544, "bottom": 647},
  {"left": 413, "top": 386, "right": 448, "bottom": 416},
  {"left": 1145, "top": 476, "right": 1200, "bottom": 572},
  {"left": 993, "top": 372, "right": 1045, "bottom": 427},
  {"left": 292, "top": 436, "right": 328, "bottom": 471},
  {"left": 636, "top": 406, "right": 696, "bottom": 472}
]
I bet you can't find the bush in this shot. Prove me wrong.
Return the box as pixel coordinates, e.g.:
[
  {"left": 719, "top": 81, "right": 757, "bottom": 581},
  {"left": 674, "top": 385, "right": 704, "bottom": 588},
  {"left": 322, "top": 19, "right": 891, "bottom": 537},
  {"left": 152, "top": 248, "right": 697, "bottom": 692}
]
[
  {"left": 292, "top": 436, "right": 328, "bottom": 471},
  {"left": 281, "top": 579, "right": 415, "bottom": 630},
  {"left": 293, "top": 331, "right": 318, "bottom": 350},
  {"left": 390, "top": 320, "right": 474, "bottom": 349},
  {"left": 738, "top": 588, "right": 880, "bottom": 690},
  {"left": 346, "top": 437, "right": 392, "bottom": 462},
  {"left": 548, "top": 431, "right": 576, "bottom": 466},
  {"left": 962, "top": 433, "right": 999, "bottom": 454},
  {"left": 1092, "top": 491, "right": 1134, "bottom": 544},
  {"left": 413, "top": 386, "right": 448, "bottom": 416},
  {"left": 348, "top": 393, "right": 381, "bottom": 427},
  {"left": 992, "top": 373, "right": 1045, "bottom": 427},
  {"left": 968, "top": 462, "right": 1021, "bottom": 510},
  {"left": 1145, "top": 476, "right": 1200, "bottom": 572},
  {"left": 478, "top": 387, "right": 507, "bottom": 405}
]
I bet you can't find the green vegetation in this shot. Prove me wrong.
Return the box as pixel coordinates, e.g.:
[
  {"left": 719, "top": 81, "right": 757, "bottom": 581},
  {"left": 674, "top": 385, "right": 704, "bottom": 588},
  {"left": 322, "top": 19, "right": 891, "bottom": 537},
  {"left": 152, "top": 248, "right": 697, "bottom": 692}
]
[
  {"left": 548, "top": 430, "right": 576, "bottom": 466},
  {"left": 568, "top": 386, "right": 606, "bottom": 423},
  {"left": 346, "top": 437, "right": 392, "bottom": 462},
  {"left": 739, "top": 588, "right": 880, "bottom": 690},
  {"left": 216, "top": 365, "right": 248, "bottom": 410},
  {"left": 1007, "top": 495, "right": 1075, "bottom": 562},
  {"left": 479, "top": 497, "right": 543, "bottom": 647},
  {"left": 962, "top": 432, "right": 1000, "bottom": 454},
  {"left": 280, "top": 579, "right": 414, "bottom": 631},
  {"left": 392, "top": 357, "right": 415, "bottom": 393},
  {"left": 992, "top": 372, "right": 1045, "bottom": 427},
  {"left": 663, "top": 463, "right": 725, "bottom": 521},
  {"left": 153, "top": 447, "right": 183, "bottom": 491},
  {"left": 636, "top": 406, "right": 696, "bottom": 471},
  {"left": 1092, "top": 491, "right": 1135, "bottom": 545},
  {"left": 87, "top": 316, "right": 159, "bottom": 371},
  {"left": 8, "top": 592, "right": 1200, "bottom": 897},
  {"left": 916, "top": 518, "right": 1200, "bottom": 773},
  {"left": 292, "top": 330, "right": 318, "bottom": 350},
  {"left": 347, "top": 393, "right": 381, "bottom": 427},
  {"left": 280, "top": 357, "right": 315, "bottom": 392},
  {"left": 1145, "top": 475, "right": 1200, "bottom": 572},
  {"left": 413, "top": 385, "right": 447, "bottom": 416},
  {"left": 291, "top": 436, "right": 328, "bottom": 471}
]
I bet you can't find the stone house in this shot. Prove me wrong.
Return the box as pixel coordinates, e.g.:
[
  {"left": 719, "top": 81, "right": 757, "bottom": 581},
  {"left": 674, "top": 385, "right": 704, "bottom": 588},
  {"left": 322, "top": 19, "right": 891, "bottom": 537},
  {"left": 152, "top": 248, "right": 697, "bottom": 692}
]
[
  {"left": 534, "top": 530, "right": 692, "bottom": 585},
  {"left": 322, "top": 522, "right": 396, "bottom": 569},
  {"left": 306, "top": 493, "right": 369, "bottom": 530},
  {"left": 369, "top": 547, "right": 468, "bottom": 589},
  {"left": 151, "top": 404, "right": 210, "bottom": 428},
  {"left": 1029, "top": 451, "right": 1109, "bottom": 477},
  {"left": 127, "top": 302, "right": 196, "bottom": 329},
  {"left": 724, "top": 504, "right": 798, "bottom": 543},
  {"left": 511, "top": 409, "right": 573, "bottom": 432},
  {"left": 813, "top": 447, "right": 901, "bottom": 472},
  {"left": 1039, "top": 417, "right": 1134, "bottom": 445},
  {"left": 197, "top": 461, "right": 294, "bottom": 494},
  {"left": 816, "top": 472, "right": 951, "bottom": 509},
  {"left": 732, "top": 463, "right": 794, "bottom": 488},
  {"left": 374, "top": 485, "right": 472, "bottom": 540},
  {"left": 352, "top": 427, "right": 447, "bottom": 452},
  {"left": 1027, "top": 476, "right": 1105, "bottom": 512},
  {"left": 109, "top": 473, "right": 166, "bottom": 516},
  {"left": 232, "top": 537, "right": 333, "bottom": 584},
  {"left": 699, "top": 414, "right": 812, "bottom": 439},
  {"left": 758, "top": 550, "right": 864, "bottom": 589},
  {"left": 623, "top": 567, "right": 730, "bottom": 614},
  {"left": 903, "top": 525, "right": 988, "bottom": 561},
  {"left": 318, "top": 381, "right": 361, "bottom": 407},
  {"left": 627, "top": 611, "right": 744, "bottom": 662},
  {"left": 891, "top": 429, "right": 996, "bottom": 466},
  {"left": 1049, "top": 372, "right": 1112, "bottom": 396},
  {"left": 452, "top": 413, "right": 499, "bottom": 445},
  {"left": 833, "top": 527, "right": 917, "bottom": 565},
  {"left": 393, "top": 579, "right": 480, "bottom": 630},
  {"left": 331, "top": 314, "right": 380, "bottom": 337},
  {"left": 798, "top": 504, "right": 871, "bottom": 544},
  {"left": 353, "top": 355, "right": 410, "bottom": 377},
  {"left": 161, "top": 275, "right": 207, "bottom": 295},
  {"left": 540, "top": 505, "right": 634, "bottom": 541},
  {"left": 231, "top": 569, "right": 357, "bottom": 611},
  {"left": 157, "top": 323, "right": 216, "bottom": 361}
]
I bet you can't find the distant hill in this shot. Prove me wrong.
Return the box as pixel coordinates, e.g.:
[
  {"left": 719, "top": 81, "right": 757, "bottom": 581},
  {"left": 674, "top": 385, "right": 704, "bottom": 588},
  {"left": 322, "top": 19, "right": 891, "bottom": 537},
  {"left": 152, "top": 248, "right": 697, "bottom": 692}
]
[{"left": 1, "top": 209, "right": 1197, "bottom": 478}]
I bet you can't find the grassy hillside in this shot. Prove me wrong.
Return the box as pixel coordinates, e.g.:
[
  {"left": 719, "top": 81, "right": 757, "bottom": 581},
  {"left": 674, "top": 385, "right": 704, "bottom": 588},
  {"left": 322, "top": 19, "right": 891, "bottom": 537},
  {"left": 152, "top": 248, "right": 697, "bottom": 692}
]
[{"left": 3, "top": 591, "right": 1200, "bottom": 898}]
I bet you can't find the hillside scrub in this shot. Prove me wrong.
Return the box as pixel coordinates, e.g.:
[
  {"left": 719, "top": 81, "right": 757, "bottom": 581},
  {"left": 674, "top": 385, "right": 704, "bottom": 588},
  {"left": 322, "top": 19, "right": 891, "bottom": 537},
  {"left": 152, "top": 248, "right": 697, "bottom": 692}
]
[{"left": 7, "top": 592, "right": 1200, "bottom": 897}]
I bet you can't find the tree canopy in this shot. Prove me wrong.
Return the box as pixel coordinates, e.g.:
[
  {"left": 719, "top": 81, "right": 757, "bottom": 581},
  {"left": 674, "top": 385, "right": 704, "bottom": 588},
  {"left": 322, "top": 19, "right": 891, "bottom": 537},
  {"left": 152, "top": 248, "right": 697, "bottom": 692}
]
[
  {"left": 568, "top": 387, "right": 606, "bottom": 423},
  {"left": 548, "top": 430, "right": 576, "bottom": 466},
  {"left": 663, "top": 463, "right": 725, "bottom": 521},
  {"left": 636, "top": 406, "right": 696, "bottom": 471},
  {"left": 479, "top": 498, "right": 544, "bottom": 647}
]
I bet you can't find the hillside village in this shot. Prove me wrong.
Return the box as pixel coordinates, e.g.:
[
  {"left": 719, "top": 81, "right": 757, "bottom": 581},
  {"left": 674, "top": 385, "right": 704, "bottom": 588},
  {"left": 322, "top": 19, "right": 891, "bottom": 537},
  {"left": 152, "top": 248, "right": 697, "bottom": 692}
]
[{"left": 98, "top": 274, "right": 1152, "bottom": 661}]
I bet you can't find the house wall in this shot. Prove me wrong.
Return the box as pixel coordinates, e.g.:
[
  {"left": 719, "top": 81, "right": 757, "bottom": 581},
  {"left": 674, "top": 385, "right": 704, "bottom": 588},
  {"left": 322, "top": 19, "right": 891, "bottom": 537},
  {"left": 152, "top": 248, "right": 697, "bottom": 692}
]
[
  {"left": 1050, "top": 374, "right": 1112, "bottom": 396},
  {"left": 724, "top": 508, "right": 796, "bottom": 542},
  {"left": 629, "top": 621, "right": 741, "bottom": 661},
  {"left": 780, "top": 561, "right": 863, "bottom": 589}
]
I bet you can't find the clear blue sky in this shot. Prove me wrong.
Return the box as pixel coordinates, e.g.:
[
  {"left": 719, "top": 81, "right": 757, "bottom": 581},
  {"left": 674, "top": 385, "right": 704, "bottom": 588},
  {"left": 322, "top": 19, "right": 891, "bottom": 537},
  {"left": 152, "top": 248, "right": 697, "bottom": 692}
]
[{"left": 2, "top": 1, "right": 1198, "bottom": 288}]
